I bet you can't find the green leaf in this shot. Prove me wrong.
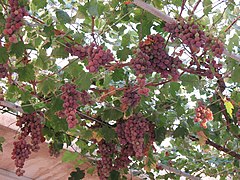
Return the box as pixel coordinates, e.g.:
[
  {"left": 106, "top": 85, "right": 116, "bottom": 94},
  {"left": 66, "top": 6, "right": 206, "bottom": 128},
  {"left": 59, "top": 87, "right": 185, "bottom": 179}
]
[
  {"left": 88, "top": 0, "right": 99, "bottom": 17},
  {"left": 10, "top": 41, "right": 25, "bottom": 58},
  {"left": 154, "top": 127, "right": 166, "bottom": 144},
  {"left": 102, "top": 108, "right": 123, "bottom": 121},
  {"left": 100, "top": 126, "right": 117, "bottom": 143},
  {"left": 0, "top": 136, "right": 5, "bottom": 152},
  {"left": 232, "top": 66, "right": 240, "bottom": 83},
  {"left": 32, "top": 0, "right": 47, "bottom": 9},
  {"left": 62, "top": 151, "right": 79, "bottom": 162},
  {"left": 43, "top": 25, "right": 55, "bottom": 37},
  {"left": 22, "top": 101, "right": 35, "bottom": 113},
  {"left": 0, "top": 47, "right": 8, "bottom": 63},
  {"left": 69, "top": 168, "right": 85, "bottom": 180},
  {"left": 17, "top": 64, "right": 35, "bottom": 82},
  {"left": 87, "top": 167, "right": 95, "bottom": 175},
  {"left": 224, "top": 100, "right": 234, "bottom": 118},
  {"left": 112, "top": 68, "right": 125, "bottom": 81},
  {"left": 203, "top": 0, "right": 212, "bottom": 15},
  {"left": 76, "top": 71, "right": 92, "bottom": 90},
  {"left": 172, "top": 0, "right": 182, "bottom": 6},
  {"left": 52, "top": 45, "right": 69, "bottom": 59},
  {"left": 173, "top": 126, "right": 188, "bottom": 138},
  {"left": 56, "top": 9, "right": 71, "bottom": 24},
  {"left": 38, "top": 78, "right": 59, "bottom": 96},
  {"left": 180, "top": 74, "right": 199, "bottom": 92},
  {"left": 108, "top": 170, "right": 120, "bottom": 180}
]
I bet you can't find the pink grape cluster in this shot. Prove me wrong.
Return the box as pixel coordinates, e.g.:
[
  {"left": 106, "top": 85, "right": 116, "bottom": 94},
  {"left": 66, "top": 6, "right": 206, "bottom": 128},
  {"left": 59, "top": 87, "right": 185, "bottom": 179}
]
[
  {"left": 97, "top": 140, "right": 116, "bottom": 180},
  {"left": 79, "top": 90, "right": 93, "bottom": 105},
  {"left": 86, "top": 43, "right": 115, "bottom": 73},
  {"left": 0, "top": 63, "right": 8, "bottom": 78},
  {"left": 130, "top": 50, "right": 153, "bottom": 77},
  {"left": 205, "top": 37, "right": 224, "bottom": 58},
  {"left": 61, "top": 83, "right": 80, "bottom": 128},
  {"left": 12, "top": 113, "right": 44, "bottom": 176},
  {"left": 16, "top": 113, "right": 44, "bottom": 152},
  {"left": 120, "top": 87, "right": 141, "bottom": 111},
  {"left": 11, "top": 138, "right": 31, "bottom": 176},
  {"left": 164, "top": 20, "right": 224, "bottom": 57},
  {"left": 115, "top": 114, "right": 155, "bottom": 158},
  {"left": 137, "top": 78, "right": 150, "bottom": 96},
  {"left": 113, "top": 143, "right": 134, "bottom": 170},
  {"left": 164, "top": 20, "right": 206, "bottom": 53},
  {"left": 194, "top": 102, "right": 213, "bottom": 129},
  {"left": 138, "top": 34, "right": 182, "bottom": 80},
  {"left": 3, "top": 0, "right": 28, "bottom": 43},
  {"left": 65, "top": 43, "right": 88, "bottom": 60}
]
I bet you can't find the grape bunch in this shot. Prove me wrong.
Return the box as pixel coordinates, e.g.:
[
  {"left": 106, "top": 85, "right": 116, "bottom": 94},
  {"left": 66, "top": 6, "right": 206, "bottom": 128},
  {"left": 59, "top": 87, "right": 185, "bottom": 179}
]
[
  {"left": 120, "top": 87, "right": 141, "bottom": 111},
  {"left": 137, "top": 78, "right": 150, "bottom": 96},
  {"left": 79, "top": 90, "right": 93, "bottom": 105},
  {"left": 130, "top": 50, "right": 153, "bottom": 77},
  {"left": 12, "top": 112, "right": 44, "bottom": 176},
  {"left": 0, "top": 63, "right": 8, "bottom": 78},
  {"left": 164, "top": 20, "right": 206, "bottom": 53},
  {"left": 65, "top": 43, "right": 88, "bottom": 60},
  {"left": 11, "top": 138, "right": 31, "bottom": 176},
  {"left": 205, "top": 36, "right": 224, "bottom": 58},
  {"left": 139, "top": 34, "right": 182, "bottom": 80},
  {"left": 3, "top": 0, "right": 28, "bottom": 43},
  {"left": 113, "top": 143, "right": 134, "bottom": 170},
  {"left": 16, "top": 113, "right": 44, "bottom": 152},
  {"left": 115, "top": 114, "right": 155, "bottom": 158},
  {"left": 164, "top": 20, "right": 224, "bottom": 58},
  {"left": 97, "top": 140, "right": 116, "bottom": 180},
  {"left": 60, "top": 83, "right": 80, "bottom": 128},
  {"left": 236, "top": 108, "right": 240, "bottom": 126},
  {"left": 86, "top": 43, "right": 115, "bottom": 73},
  {"left": 194, "top": 102, "right": 213, "bottom": 129}
]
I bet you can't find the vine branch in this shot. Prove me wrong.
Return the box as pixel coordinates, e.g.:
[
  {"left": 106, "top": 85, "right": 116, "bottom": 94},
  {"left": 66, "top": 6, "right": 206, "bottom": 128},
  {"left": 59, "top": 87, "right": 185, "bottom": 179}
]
[{"left": 189, "top": 135, "right": 240, "bottom": 160}]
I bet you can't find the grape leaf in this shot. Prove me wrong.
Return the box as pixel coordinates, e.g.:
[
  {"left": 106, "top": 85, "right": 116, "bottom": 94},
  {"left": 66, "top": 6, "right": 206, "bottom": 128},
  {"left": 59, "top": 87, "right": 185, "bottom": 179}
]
[
  {"left": 56, "top": 9, "right": 71, "bottom": 24},
  {"left": 17, "top": 64, "right": 35, "bottom": 82},
  {"left": 224, "top": 100, "right": 234, "bottom": 118},
  {"left": 68, "top": 168, "right": 85, "bottom": 180},
  {"left": 0, "top": 47, "right": 8, "bottom": 63},
  {"left": 102, "top": 108, "right": 123, "bottom": 121},
  {"left": 62, "top": 151, "right": 79, "bottom": 162},
  {"left": 32, "top": 0, "right": 47, "bottom": 9}
]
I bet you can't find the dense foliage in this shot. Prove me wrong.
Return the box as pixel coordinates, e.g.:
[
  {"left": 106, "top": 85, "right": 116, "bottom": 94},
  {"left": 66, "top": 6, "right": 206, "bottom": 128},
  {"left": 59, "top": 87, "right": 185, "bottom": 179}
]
[{"left": 0, "top": 0, "right": 240, "bottom": 179}]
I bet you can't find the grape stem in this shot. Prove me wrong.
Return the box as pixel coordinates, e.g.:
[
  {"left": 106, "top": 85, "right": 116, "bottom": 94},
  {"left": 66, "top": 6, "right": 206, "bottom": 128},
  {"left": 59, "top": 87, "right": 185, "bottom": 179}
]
[{"left": 189, "top": 135, "right": 240, "bottom": 160}]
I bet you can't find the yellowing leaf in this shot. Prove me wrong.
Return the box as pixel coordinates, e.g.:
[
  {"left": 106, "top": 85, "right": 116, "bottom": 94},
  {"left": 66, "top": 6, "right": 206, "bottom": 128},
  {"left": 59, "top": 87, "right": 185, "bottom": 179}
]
[
  {"left": 197, "top": 131, "right": 208, "bottom": 146},
  {"left": 92, "top": 131, "right": 102, "bottom": 142},
  {"left": 224, "top": 100, "right": 234, "bottom": 118}
]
